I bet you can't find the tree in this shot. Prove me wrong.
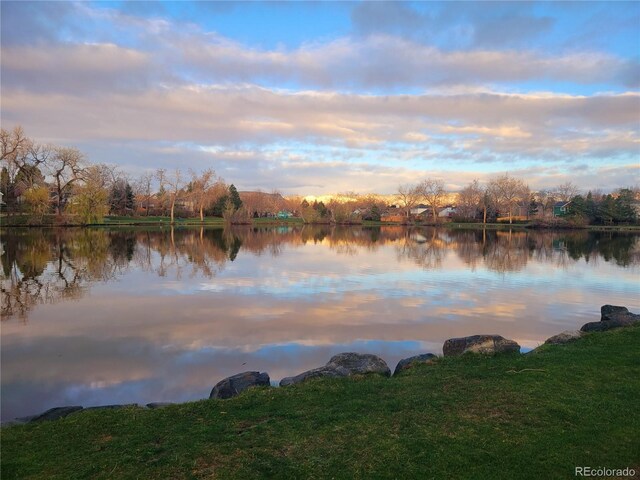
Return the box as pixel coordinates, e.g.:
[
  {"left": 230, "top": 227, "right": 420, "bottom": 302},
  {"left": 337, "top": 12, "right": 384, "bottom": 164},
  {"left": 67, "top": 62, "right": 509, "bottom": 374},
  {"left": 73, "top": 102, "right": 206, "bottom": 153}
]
[
  {"left": 189, "top": 168, "right": 218, "bottom": 221},
  {"left": 135, "top": 172, "right": 155, "bottom": 216},
  {"left": 487, "top": 174, "right": 529, "bottom": 224},
  {"left": 109, "top": 178, "right": 135, "bottom": 215},
  {"left": 157, "top": 168, "right": 183, "bottom": 224},
  {"left": 554, "top": 182, "right": 580, "bottom": 202},
  {"left": 418, "top": 178, "right": 446, "bottom": 222},
  {"left": 528, "top": 197, "right": 539, "bottom": 218},
  {"left": 534, "top": 189, "right": 556, "bottom": 217},
  {"left": 23, "top": 186, "right": 50, "bottom": 220},
  {"left": 568, "top": 194, "right": 587, "bottom": 221},
  {"left": 46, "top": 147, "right": 84, "bottom": 215},
  {"left": 457, "top": 179, "right": 483, "bottom": 220},
  {"left": 0, "top": 126, "right": 27, "bottom": 162},
  {"left": 396, "top": 183, "right": 421, "bottom": 219},
  {"left": 585, "top": 191, "right": 598, "bottom": 223},
  {"left": 598, "top": 194, "right": 616, "bottom": 225},
  {"left": 614, "top": 188, "right": 637, "bottom": 224},
  {"left": 228, "top": 184, "right": 242, "bottom": 210},
  {"left": 71, "top": 164, "right": 110, "bottom": 224}
]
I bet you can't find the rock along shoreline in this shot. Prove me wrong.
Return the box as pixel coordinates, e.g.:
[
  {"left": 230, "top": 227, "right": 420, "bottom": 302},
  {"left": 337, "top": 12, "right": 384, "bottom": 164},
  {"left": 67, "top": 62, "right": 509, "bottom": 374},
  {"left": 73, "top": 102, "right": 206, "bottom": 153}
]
[{"left": 4, "top": 304, "right": 639, "bottom": 427}]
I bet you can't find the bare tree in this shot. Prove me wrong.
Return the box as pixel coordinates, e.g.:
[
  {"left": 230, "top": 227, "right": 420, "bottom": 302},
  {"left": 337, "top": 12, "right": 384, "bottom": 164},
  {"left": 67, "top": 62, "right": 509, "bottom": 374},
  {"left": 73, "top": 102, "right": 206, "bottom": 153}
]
[
  {"left": 534, "top": 189, "right": 556, "bottom": 218},
  {"left": 189, "top": 168, "right": 217, "bottom": 221},
  {"left": 0, "top": 126, "right": 27, "bottom": 161},
  {"left": 418, "top": 178, "right": 446, "bottom": 222},
  {"left": 157, "top": 168, "right": 183, "bottom": 224},
  {"left": 457, "top": 179, "right": 484, "bottom": 220},
  {"left": 396, "top": 183, "right": 421, "bottom": 219},
  {"left": 135, "top": 171, "right": 155, "bottom": 216},
  {"left": 554, "top": 182, "right": 579, "bottom": 202},
  {"left": 46, "top": 147, "right": 85, "bottom": 215},
  {"left": 488, "top": 174, "right": 529, "bottom": 224}
]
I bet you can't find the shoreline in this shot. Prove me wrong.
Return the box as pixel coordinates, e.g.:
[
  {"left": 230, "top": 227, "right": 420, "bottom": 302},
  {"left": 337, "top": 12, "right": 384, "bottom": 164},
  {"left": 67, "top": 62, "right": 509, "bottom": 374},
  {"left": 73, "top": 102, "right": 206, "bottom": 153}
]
[
  {"left": 2, "top": 215, "right": 639, "bottom": 232},
  {"left": 4, "top": 305, "right": 638, "bottom": 427}
]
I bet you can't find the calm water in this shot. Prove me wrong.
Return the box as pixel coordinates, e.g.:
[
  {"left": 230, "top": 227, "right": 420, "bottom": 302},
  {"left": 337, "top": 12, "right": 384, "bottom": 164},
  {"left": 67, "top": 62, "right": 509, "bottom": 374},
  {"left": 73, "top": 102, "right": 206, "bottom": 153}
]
[{"left": 1, "top": 226, "right": 639, "bottom": 421}]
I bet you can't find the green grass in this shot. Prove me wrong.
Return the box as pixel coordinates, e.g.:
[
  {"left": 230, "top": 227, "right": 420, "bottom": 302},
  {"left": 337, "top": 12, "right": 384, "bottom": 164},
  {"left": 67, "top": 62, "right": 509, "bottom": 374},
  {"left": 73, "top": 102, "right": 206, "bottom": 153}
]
[
  {"left": 2, "top": 326, "right": 639, "bottom": 479},
  {"left": 101, "top": 216, "right": 226, "bottom": 226},
  {"left": 251, "top": 217, "right": 304, "bottom": 225}
]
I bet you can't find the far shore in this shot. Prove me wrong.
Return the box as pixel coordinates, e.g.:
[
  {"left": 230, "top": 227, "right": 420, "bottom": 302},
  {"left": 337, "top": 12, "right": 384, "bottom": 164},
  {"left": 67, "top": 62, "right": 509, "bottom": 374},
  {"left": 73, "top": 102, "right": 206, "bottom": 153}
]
[{"left": 2, "top": 214, "right": 640, "bottom": 232}]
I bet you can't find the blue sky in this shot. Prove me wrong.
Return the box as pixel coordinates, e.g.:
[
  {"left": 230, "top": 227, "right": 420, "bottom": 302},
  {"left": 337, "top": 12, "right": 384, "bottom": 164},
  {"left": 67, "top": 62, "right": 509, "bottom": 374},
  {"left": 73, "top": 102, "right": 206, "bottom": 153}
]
[{"left": 1, "top": 1, "right": 638, "bottom": 194}]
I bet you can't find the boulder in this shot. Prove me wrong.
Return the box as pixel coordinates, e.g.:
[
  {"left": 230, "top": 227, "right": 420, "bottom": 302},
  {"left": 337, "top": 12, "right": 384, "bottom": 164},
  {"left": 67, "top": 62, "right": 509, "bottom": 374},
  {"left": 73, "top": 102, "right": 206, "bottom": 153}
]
[
  {"left": 601, "top": 305, "right": 629, "bottom": 321},
  {"left": 209, "top": 371, "right": 270, "bottom": 399},
  {"left": 581, "top": 317, "right": 639, "bottom": 333},
  {"left": 327, "top": 352, "right": 391, "bottom": 377},
  {"left": 393, "top": 353, "right": 438, "bottom": 376},
  {"left": 581, "top": 306, "right": 640, "bottom": 332},
  {"left": 279, "top": 365, "right": 350, "bottom": 387},
  {"left": 544, "top": 330, "right": 583, "bottom": 345},
  {"left": 30, "top": 406, "right": 83, "bottom": 422},
  {"left": 280, "top": 352, "right": 391, "bottom": 387},
  {"left": 83, "top": 404, "right": 139, "bottom": 411},
  {"left": 443, "top": 335, "right": 520, "bottom": 357}
]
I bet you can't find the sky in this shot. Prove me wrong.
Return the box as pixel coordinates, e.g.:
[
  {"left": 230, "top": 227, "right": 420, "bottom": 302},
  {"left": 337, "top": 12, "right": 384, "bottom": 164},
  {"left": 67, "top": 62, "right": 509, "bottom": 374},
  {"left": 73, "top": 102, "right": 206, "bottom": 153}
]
[{"left": 1, "top": 1, "right": 639, "bottom": 195}]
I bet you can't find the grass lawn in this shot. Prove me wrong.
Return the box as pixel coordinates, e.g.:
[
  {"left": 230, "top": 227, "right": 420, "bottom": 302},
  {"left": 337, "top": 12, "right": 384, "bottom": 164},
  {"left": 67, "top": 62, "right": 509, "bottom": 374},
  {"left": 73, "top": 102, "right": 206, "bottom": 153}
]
[{"left": 2, "top": 326, "right": 639, "bottom": 479}]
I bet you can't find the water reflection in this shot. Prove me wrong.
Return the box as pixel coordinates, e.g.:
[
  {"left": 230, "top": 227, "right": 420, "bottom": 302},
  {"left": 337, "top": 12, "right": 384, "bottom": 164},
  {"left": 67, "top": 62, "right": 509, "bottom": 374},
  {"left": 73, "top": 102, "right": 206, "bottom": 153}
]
[
  {"left": 3, "top": 227, "right": 637, "bottom": 321},
  {"left": 1, "top": 226, "right": 639, "bottom": 420}
]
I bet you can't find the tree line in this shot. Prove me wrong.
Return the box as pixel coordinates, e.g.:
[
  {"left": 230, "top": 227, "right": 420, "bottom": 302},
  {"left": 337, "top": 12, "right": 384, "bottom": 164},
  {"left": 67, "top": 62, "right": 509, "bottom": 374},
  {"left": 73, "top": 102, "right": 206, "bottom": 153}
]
[
  {"left": 2, "top": 125, "right": 637, "bottom": 226},
  {"left": 0, "top": 126, "right": 260, "bottom": 224},
  {"left": 396, "top": 175, "right": 638, "bottom": 225}
]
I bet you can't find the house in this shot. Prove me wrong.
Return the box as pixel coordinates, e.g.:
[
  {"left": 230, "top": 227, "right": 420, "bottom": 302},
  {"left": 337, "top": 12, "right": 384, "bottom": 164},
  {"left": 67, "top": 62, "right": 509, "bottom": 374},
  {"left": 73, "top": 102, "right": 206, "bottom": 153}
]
[
  {"left": 277, "top": 210, "right": 292, "bottom": 219},
  {"left": 553, "top": 201, "right": 571, "bottom": 217},
  {"left": 438, "top": 206, "right": 457, "bottom": 218},
  {"left": 409, "top": 204, "right": 429, "bottom": 216}
]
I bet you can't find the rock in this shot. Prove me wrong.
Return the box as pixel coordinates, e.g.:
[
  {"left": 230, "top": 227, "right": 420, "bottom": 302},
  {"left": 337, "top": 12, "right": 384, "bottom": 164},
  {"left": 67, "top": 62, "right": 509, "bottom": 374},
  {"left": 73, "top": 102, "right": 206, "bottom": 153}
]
[
  {"left": 443, "top": 335, "right": 520, "bottom": 356},
  {"left": 146, "top": 402, "right": 175, "bottom": 409},
  {"left": 279, "top": 365, "right": 350, "bottom": 387},
  {"left": 209, "top": 371, "right": 270, "bottom": 399},
  {"left": 581, "top": 317, "right": 638, "bottom": 333},
  {"left": 327, "top": 352, "right": 391, "bottom": 377},
  {"left": 601, "top": 305, "right": 629, "bottom": 321},
  {"left": 544, "top": 330, "right": 583, "bottom": 345},
  {"left": 30, "top": 406, "right": 83, "bottom": 422},
  {"left": 582, "top": 306, "right": 640, "bottom": 332},
  {"left": 393, "top": 353, "right": 438, "bottom": 376},
  {"left": 83, "top": 404, "right": 139, "bottom": 411},
  {"left": 280, "top": 352, "right": 391, "bottom": 387}
]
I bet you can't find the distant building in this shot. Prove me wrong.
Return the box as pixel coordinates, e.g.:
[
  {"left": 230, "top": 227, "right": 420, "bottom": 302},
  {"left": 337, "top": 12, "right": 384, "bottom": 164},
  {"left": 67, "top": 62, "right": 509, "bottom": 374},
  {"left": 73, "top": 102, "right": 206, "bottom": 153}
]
[
  {"left": 277, "top": 210, "right": 292, "bottom": 219},
  {"left": 439, "top": 206, "right": 457, "bottom": 218},
  {"left": 553, "top": 201, "right": 571, "bottom": 217}
]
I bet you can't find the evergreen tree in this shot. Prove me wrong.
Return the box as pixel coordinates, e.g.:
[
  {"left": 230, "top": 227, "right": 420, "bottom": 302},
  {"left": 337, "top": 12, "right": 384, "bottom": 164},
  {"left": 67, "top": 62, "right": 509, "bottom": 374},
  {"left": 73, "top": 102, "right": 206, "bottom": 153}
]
[
  {"left": 568, "top": 195, "right": 587, "bottom": 218},
  {"left": 228, "top": 184, "right": 242, "bottom": 209},
  {"left": 368, "top": 204, "right": 381, "bottom": 222},
  {"left": 125, "top": 183, "right": 135, "bottom": 213},
  {"left": 599, "top": 194, "right": 616, "bottom": 225},
  {"left": 614, "top": 189, "right": 637, "bottom": 224},
  {"left": 212, "top": 194, "right": 229, "bottom": 217},
  {"left": 585, "top": 192, "right": 598, "bottom": 223}
]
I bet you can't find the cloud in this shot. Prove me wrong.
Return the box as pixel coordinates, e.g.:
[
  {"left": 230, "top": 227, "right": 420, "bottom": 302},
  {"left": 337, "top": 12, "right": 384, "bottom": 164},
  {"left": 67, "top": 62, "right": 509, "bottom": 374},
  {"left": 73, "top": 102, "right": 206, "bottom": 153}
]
[
  {"left": 2, "top": 2, "right": 636, "bottom": 92},
  {"left": 1, "top": 43, "right": 153, "bottom": 94}
]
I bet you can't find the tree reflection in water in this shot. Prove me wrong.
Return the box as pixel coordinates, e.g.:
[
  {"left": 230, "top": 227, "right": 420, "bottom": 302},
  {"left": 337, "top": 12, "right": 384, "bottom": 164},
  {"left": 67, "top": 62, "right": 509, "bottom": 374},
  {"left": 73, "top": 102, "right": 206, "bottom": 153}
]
[{"left": 1, "top": 226, "right": 638, "bottom": 320}]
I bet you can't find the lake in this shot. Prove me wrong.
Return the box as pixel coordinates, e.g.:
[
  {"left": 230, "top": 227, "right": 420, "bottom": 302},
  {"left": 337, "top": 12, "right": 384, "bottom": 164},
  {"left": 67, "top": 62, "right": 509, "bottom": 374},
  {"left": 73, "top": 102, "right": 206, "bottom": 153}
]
[{"left": 1, "top": 226, "right": 638, "bottom": 421}]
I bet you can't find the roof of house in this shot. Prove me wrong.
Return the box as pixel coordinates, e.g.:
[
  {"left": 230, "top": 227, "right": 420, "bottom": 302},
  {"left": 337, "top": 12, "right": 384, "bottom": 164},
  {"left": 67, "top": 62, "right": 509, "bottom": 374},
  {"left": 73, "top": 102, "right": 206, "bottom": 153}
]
[{"left": 553, "top": 201, "right": 571, "bottom": 208}]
